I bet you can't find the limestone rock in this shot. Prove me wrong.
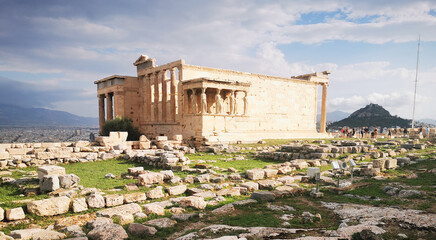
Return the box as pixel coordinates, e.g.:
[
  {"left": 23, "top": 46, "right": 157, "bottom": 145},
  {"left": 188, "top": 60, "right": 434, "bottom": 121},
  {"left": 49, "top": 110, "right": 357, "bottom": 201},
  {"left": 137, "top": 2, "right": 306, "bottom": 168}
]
[
  {"left": 146, "top": 187, "right": 165, "bottom": 199},
  {"left": 277, "top": 176, "right": 294, "bottom": 185},
  {"left": 86, "top": 217, "right": 113, "bottom": 230},
  {"left": 167, "top": 185, "right": 187, "bottom": 196},
  {"left": 72, "top": 198, "right": 88, "bottom": 213},
  {"left": 194, "top": 174, "right": 210, "bottom": 183},
  {"left": 258, "top": 179, "right": 280, "bottom": 189},
  {"left": 0, "top": 207, "right": 4, "bottom": 221},
  {"left": 398, "top": 189, "right": 422, "bottom": 198},
  {"left": 61, "top": 225, "right": 86, "bottom": 237},
  {"left": 128, "top": 223, "right": 157, "bottom": 236},
  {"left": 172, "top": 213, "right": 196, "bottom": 221},
  {"left": 87, "top": 193, "right": 105, "bottom": 208},
  {"left": 113, "top": 213, "right": 134, "bottom": 225},
  {"left": 138, "top": 172, "right": 164, "bottom": 186},
  {"left": 263, "top": 169, "right": 278, "bottom": 178},
  {"left": 145, "top": 217, "right": 177, "bottom": 228},
  {"left": 59, "top": 174, "right": 80, "bottom": 188},
  {"left": 96, "top": 203, "right": 142, "bottom": 218},
  {"left": 37, "top": 166, "right": 65, "bottom": 180},
  {"left": 40, "top": 175, "right": 60, "bottom": 192},
  {"left": 143, "top": 204, "right": 165, "bottom": 216},
  {"left": 212, "top": 204, "right": 235, "bottom": 215},
  {"left": 5, "top": 207, "right": 25, "bottom": 221},
  {"left": 178, "top": 196, "right": 207, "bottom": 210},
  {"left": 27, "top": 196, "right": 71, "bottom": 216},
  {"left": 240, "top": 182, "right": 259, "bottom": 192},
  {"left": 123, "top": 192, "right": 147, "bottom": 203},
  {"left": 105, "top": 194, "right": 123, "bottom": 207},
  {"left": 10, "top": 229, "right": 66, "bottom": 240},
  {"left": 246, "top": 168, "right": 264, "bottom": 180},
  {"left": 87, "top": 223, "right": 128, "bottom": 240},
  {"left": 250, "top": 191, "right": 276, "bottom": 201}
]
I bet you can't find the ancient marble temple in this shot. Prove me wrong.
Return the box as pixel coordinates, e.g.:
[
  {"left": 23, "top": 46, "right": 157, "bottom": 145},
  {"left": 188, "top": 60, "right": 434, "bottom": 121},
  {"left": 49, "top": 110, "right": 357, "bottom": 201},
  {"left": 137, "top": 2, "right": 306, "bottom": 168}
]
[{"left": 95, "top": 55, "right": 330, "bottom": 143}]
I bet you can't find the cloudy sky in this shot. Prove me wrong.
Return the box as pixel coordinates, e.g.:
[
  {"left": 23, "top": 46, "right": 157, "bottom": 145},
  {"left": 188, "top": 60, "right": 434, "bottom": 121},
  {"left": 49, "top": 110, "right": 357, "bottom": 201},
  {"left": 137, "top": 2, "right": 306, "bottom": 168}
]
[{"left": 1, "top": 0, "right": 435, "bottom": 120}]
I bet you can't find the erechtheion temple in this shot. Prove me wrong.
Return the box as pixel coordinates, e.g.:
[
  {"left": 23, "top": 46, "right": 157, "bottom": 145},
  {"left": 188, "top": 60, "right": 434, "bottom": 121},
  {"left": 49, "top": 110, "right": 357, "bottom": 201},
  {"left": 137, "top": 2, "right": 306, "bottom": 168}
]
[{"left": 95, "top": 55, "right": 330, "bottom": 143}]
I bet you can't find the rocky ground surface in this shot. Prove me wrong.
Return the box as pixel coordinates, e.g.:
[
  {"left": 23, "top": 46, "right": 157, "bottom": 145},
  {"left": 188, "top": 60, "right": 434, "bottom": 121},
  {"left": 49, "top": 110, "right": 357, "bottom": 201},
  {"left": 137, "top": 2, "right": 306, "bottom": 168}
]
[{"left": 0, "top": 137, "right": 435, "bottom": 239}]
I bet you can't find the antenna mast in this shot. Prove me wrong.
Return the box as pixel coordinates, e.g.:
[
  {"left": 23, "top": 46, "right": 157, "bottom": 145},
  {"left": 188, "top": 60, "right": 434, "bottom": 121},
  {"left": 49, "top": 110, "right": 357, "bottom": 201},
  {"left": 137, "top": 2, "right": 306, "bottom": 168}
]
[{"left": 412, "top": 35, "right": 420, "bottom": 128}]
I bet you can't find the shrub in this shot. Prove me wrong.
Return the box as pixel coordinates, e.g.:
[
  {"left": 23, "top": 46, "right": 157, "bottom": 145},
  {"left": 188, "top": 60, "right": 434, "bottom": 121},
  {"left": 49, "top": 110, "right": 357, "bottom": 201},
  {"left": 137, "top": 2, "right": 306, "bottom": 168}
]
[{"left": 101, "top": 117, "right": 142, "bottom": 141}]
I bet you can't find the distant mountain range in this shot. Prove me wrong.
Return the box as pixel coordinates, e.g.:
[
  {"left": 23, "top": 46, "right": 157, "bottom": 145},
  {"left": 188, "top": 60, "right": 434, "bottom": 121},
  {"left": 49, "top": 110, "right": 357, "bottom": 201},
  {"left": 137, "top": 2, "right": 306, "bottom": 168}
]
[
  {"left": 317, "top": 110, "right": 350, "bottom": 122},
  {"left": 327, "top": 103, "right": 411, "bottom": 129},
  {"left": 0, "top": 104, "right": 98, "bottom": 127}
]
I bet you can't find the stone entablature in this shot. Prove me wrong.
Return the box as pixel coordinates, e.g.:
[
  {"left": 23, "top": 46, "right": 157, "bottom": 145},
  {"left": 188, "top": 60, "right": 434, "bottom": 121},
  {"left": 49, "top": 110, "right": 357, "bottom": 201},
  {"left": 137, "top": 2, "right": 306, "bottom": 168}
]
[{"left": 95, "top": 55, "right": 330, "bottom": 143}]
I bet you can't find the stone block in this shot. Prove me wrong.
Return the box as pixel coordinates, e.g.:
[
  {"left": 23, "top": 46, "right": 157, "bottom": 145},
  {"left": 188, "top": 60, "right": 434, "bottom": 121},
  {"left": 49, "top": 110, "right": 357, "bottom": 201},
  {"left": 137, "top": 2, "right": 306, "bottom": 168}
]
[
  {"left": 0, "top": 151, "right": 9, "bottom": 160},
  {"left": 10, "top": 229, "right": 66, "bottom": 240},
  {"left": 27, "top": 196, "right": 71, "bottom": 216},
  {"left": 128, "top": 167, "right": 144, "bottom": 176},
  {"left": 145, "top": 217, "right": 176, "bottom": 228},
  {"left": 143, "top": 204, "right": 165, "bottom": 216},
  {"left": 372, "top": 159, "right": 386, "bottom": 169},
  {"left": 258, "top": 180, "right": 280, "bottom": 189},
  {"left": 277, "top": 176, "right": 294, "bottom": 185},
  {"left": 40, "top": 175, "right": 60, "bottom": 192},
  {"left": 59, "top": 174, "right": 80, "bottom": 188},
  {"left": 241, "top": 182, "right": 259, "bottom": 191},
  {"left": 246, "top": 168, "right": 264, "bottom": 180},
  {"left": 113, "top": 213, "right": 134, "bottom": 225},
  {"left": 250, "top": 191, "right": 276, "bottom": 201},
  {"left": 87, "top": 223, "right": 128, "bottom": 240},
  {"left": 75, "top": 141, "right": 90, "bottom": 148},
  {"left": 307, "top": 167, "right": 320, "bottom": 178},
  {"left": 5, "top": 207, "right": 25, "bottom": 221},
  {"left": 105, "top": 194, "right": 124, "bottom": 207},
  {"left": 194, "top": 173, "right": 210, "bottom": 183},
  {"left": 96, "top": 203, "right": 142, "bottom": 218},
  {"left": 146, "top": 187, "right": 165, "bottom": 199},
  {"left": 72, "top": 198, "right": 88, "bottom": 213},
  {"left": 7, "top": 148, "right": 32, "bottom": 155},
  {"left": 123, "top": 192, "right": 147, "bottom": 203},
  {"left": 138, "top": 172, "right": 164, "bottom": 185},
  {"left": 155, "top": 136, "right": 168, "bottom": 141},
  {"left": 37, "top": 165, "right": 66, "bottom": 180},
  {"left": 385, "top": 159, "right": 397, "bottom": 169},
  {"left": 128, "top": 223, "right": 157, "bottom": 236},
  {"left": 87, "top": 193, "right": 106, "bottom": 208},
  {"left": 178, "top": 196, "right": 207, "bottom": 209},
  {"left": 263, "top": 169, "right": 278, "bottom": 178},
  {"left": 0, "top": 207, "right": 3, "bottom": 221},
  {"left": 166, "top": 185, "right": 187, "bottom": 196}
]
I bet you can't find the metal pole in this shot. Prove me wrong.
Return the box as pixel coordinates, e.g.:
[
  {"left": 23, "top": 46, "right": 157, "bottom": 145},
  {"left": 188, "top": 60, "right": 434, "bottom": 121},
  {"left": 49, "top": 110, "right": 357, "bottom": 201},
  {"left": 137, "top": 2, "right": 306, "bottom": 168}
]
[{"left": 412, "top": 35, "right": 420, "bottom": 128}]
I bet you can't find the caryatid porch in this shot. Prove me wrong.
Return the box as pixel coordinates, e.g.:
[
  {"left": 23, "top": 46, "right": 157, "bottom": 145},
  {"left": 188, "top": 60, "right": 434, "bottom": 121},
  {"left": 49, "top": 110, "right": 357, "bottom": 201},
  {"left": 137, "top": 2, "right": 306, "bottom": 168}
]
[{"left": 182, "top": 78, "right": 251, "bottom": 116}]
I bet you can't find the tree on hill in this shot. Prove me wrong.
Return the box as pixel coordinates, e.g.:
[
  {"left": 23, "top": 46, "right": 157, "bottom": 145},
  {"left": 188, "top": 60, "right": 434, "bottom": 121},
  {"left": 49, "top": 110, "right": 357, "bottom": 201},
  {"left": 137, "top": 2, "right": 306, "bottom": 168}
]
[{"left": 327, "top": 103, "right": 411, "bottom": 130}]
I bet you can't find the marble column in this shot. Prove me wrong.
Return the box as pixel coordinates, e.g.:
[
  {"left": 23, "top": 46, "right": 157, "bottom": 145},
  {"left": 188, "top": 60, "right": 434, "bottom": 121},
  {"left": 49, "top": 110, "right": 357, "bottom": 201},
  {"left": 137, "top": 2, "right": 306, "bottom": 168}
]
[
  {"left": 191, "top": 89, "right": 197, "bottom": 114},
  {"left": 215, "top": 89, "right": 222, "bottom": 114},
  {"left": 98, "top": 95, "right": 105, "bottom": 131},
  {"left": 146, "top": 74, "right": 152, "bottom": 122},
  {"left": 243, "top": 91, "right": 248, "bottom": 115},
  {"left": 170, "top": 68, "right": 177, "bottom": 122},
  {"left": 320, "top": 83, "right": 328, "bottom": 133},
  {"left": 106, "top": 93, "right": 113, "bottom": 121},
  {"left": 162, "top": 70, "right": 167, "bottom": 122},
  {"left": 154, "top": 72, "right": 159, "bottom": 122}
]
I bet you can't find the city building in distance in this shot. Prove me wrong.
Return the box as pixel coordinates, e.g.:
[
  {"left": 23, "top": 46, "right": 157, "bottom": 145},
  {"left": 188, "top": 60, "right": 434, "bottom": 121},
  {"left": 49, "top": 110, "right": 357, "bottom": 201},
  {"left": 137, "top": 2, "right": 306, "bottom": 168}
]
[{"left": 95, "top": 55, "right": 330, "bottom": 143}]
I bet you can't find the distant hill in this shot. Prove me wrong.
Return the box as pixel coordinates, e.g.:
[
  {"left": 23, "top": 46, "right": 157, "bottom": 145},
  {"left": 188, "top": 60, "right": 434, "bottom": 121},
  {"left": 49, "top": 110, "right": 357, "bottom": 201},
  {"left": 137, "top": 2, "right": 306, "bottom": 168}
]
[
  {"left": 317, "top": 110, "right": 350, "bottom": 122},
  {"left": 419, "top": 118, "right": 436, "bottom": 125},
  {"left": 327, "top": 103, "right": 411, "bottom": 130},
  {"left": 0, "top": 104, "right": 98, "bottom": 127}
]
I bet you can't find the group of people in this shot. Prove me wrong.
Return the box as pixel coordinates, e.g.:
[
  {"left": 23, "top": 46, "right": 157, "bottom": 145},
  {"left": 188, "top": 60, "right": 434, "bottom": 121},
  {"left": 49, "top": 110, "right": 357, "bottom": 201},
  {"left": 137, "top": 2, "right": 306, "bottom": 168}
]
[
  {"left": 338, "top": 126, "right": 431, "bottom": 139},
  {"left": 340, "top": 127, "right": 376, "bottom": 138}
]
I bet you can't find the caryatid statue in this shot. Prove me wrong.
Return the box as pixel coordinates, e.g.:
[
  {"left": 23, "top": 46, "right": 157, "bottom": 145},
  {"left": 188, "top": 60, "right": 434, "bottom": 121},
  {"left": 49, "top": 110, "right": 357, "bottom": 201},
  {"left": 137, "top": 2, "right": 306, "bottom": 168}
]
[
  {"left": 229, "top": 91, "right": 234, "bottom": 115},
  {"left": 215, "top": 89, "right": 223, "bottom": 114},
  {"left": 191, "top": 90, "right": 197, "bottom": 114},
  {"left": 243, "top": 91, "right": 248, "bottom": 115},
  {"left": 201, "top": 88, "right": 207, "bottom": 113}
]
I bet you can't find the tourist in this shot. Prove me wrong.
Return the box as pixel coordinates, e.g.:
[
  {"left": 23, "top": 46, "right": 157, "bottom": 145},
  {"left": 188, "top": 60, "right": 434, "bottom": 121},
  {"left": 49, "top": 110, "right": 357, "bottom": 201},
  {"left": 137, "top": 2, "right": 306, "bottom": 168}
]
[
  {"left": 418, "top": 126, "right": 423, "bottom": 138},
  {"left": 403, "top": 126, "right": 408, "bottom": 137},
  {"left": 387, "top": 129, "right": 392, "bottom": 139}
]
